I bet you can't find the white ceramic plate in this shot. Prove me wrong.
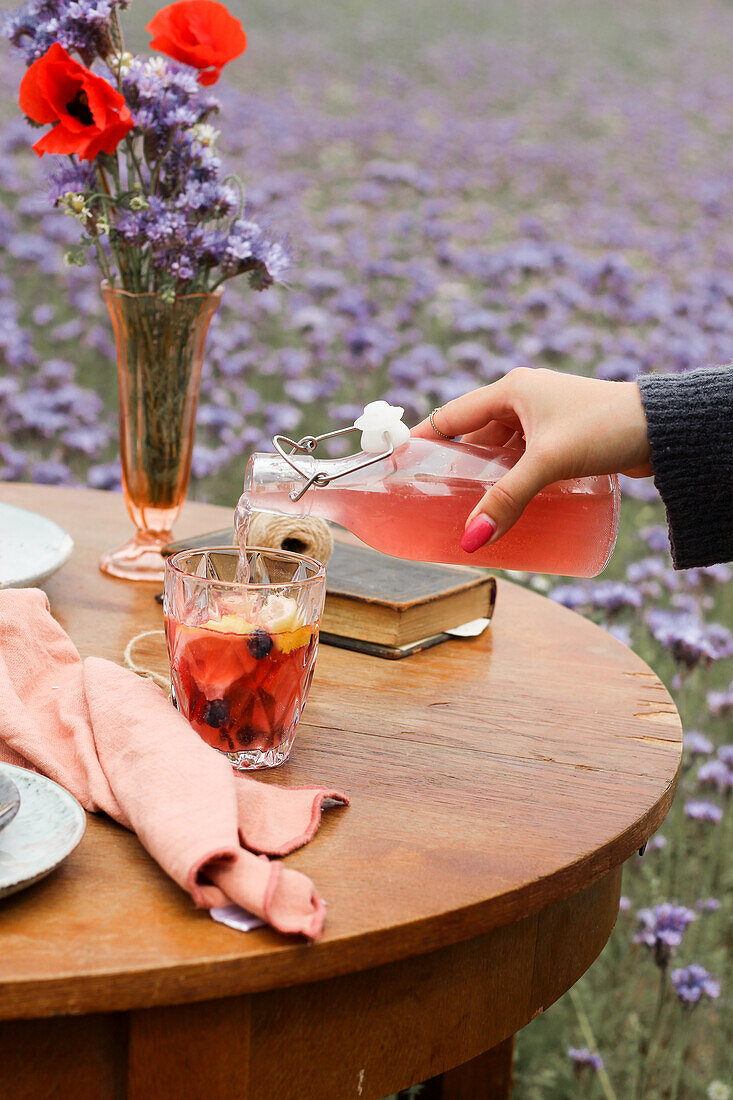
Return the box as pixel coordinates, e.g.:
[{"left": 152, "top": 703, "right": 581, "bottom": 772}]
[
  {"left": 0, "top": 764, "right": 86, "bottom": 899},
  {"left": 0, "top": 770, "right": 21, "bottom": 833},
  {"left": 0, "top": 501, "right": 74, "bottom": 589}
]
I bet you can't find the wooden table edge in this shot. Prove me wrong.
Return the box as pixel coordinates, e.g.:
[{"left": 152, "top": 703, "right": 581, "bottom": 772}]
[
  {"left": 0, "top": 759, "right": 678, "bottom": 1022},
  {"left": 0, "top": 484, "right": 683, "bottom": 1024}
]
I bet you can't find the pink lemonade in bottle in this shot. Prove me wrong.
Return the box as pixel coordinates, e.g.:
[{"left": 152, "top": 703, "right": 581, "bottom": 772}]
[{"left": 244, "top": 405, "right": 619, "bottom": 577}]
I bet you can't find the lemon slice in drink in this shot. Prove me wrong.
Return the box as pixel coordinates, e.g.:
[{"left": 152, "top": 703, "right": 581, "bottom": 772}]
[
  {"left": 203, "top": 614, "right": 254, "bottom": 634},
  {"left": 275, "top": 624, "right": 314, "bottom": 655},
  {"left": 261, "top": 594, "right": 300, "bottom": 633},
  {"left": 201, "top": 596, "right": 302, "bottom": 642}
]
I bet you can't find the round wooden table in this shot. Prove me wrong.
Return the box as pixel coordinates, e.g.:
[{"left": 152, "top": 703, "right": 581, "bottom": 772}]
[{"left": 0, "top": 484, "right": 681, "bottom": 1100}]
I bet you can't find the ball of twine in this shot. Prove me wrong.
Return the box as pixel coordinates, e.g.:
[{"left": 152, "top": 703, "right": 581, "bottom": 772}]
[{"left": 246, "top": 511, "right": 334, "bottom": 564}]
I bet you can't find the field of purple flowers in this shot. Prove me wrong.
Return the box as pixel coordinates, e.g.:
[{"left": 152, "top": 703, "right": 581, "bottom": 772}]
[{"left": 1, "top": 1, "right": 732, "bottom": 1095}]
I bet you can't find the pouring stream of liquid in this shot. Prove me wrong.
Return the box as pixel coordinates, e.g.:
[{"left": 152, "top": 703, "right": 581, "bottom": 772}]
[{"left": 234, "top": 492, "right": 253, "bottom": 584}]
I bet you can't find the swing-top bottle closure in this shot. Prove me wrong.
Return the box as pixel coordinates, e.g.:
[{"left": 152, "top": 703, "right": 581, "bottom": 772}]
[{"left": 272, "top": 401, "right": 412, "bottom": 503}]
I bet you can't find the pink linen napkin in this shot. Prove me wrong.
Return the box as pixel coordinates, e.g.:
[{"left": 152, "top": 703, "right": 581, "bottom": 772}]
[{"left": 0, "top": 588, "right": 348, "bottom": 940}]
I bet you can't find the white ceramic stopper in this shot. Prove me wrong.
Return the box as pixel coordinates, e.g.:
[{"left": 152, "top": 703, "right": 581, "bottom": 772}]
[{"left": 354, "top": 401, "right": 411, "bottom": 453}]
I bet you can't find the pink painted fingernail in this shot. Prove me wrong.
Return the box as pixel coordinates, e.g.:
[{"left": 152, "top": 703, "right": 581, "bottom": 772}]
[{"left": 460, "top": 514, "right": 496, "bottom": 553}]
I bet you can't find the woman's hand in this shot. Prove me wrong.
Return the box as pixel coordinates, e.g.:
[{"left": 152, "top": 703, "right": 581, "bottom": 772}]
[{"left": 412, "top": 368, "right": 652, "bottom": 552}]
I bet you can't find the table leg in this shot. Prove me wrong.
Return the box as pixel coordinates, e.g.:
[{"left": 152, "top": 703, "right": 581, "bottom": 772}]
[
  {"left": 0, "top": 1013, "right": 126, "bottom": 1100},
  {"left": 429, "top": 1037, "right": 514, "bottom": 1099},
  {"left": 127, "top": 997, "right": 251, "bottom": 1099}
]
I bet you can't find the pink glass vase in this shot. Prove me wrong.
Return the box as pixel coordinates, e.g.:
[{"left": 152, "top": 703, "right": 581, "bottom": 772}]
[{"left": 99, "top": 282, "right": 223, "bottom": 582}]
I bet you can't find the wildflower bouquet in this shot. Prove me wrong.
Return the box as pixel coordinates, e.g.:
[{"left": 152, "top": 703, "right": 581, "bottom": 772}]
[
  {"left": 4, "top": 0, "right": 291, "bottom": 579},
  {"left": 4, "top": 0, "right": 289, "bottom": 299}
]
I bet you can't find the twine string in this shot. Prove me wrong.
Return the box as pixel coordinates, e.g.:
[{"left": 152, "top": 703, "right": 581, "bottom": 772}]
[{"left": 123, "top": 628, "right": 171, "bottom": 692}]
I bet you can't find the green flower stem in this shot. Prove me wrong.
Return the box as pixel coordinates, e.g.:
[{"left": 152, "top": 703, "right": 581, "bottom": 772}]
[
  {"left": 93, "top": 238, "right": 113, "bottom": 283},
  {"left": 96, "top": 163, "right": 133, "bottom": 288},
  {"left": 703, "top": 798, "right": 730, "bottom": 901},
  {"left": 568, "top": 987, "right": 618, "bottom": 1100},
  {"left": 634, "top": 965, "right": 668, "bottom": 1100},
  {"left": 108, "top": 7, "right": 124, "bottom": 55},
  {"left": 124, "top": 136, "right": 147, "bottom": 192},
  {"left": 222, "top": 173, "right": 245, "bottom": 218},
  {"left": 150, "top": 133, "right": 176, "bottom": 196},
  {"left": 669, "top": 1018, "right": 692, "bottom": 1100}
]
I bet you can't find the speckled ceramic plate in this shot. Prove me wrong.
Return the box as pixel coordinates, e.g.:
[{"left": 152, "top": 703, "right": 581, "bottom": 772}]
[
  {"left": 0, "top": 764, "right": 86, "bottom": 900},
  {"left": 0, "top": 502, "right": 74, "bottom": 590},
  {"left": 0, "top": 771, "right": 21, "bottom": 833}
]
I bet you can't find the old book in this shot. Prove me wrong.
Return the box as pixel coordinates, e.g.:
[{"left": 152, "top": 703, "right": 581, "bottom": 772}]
[
  {"left": 322, "top": 542, "right": 495, "bottom": 646},
  {"left": 163, "top": 531, "right": 495, "bottom": 649}
]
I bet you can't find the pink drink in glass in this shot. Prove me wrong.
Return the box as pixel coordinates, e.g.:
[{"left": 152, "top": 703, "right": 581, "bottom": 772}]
[
  {"left": 166, "top": 615, "right": 318, "bottom": 760},
  {"left": 164, "top": 547, "right": 325, "bottom": 770}
]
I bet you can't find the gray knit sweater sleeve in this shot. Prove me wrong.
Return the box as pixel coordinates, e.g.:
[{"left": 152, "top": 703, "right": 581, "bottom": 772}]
[{"left": 637, "top": 366, "right": 733, "bottom": 569}]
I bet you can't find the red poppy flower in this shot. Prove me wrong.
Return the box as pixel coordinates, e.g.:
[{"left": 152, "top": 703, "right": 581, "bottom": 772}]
[
  {"left": 19, "top": 43, "right": 134, "bottom": 162},
  {"left": 147, "top": 0, "right": 247, "bottom": 86}
]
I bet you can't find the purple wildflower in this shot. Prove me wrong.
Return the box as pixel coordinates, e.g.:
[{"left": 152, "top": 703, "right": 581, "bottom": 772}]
[
  {"left": 605, "top": 621, "right": 633, "bottom": 646},
  {"left": 0, "top": 442, "right": 27, "bottom": 480},
  {"left": 708, "top": 681, "right": 733, "bottom": 718},
  {"left": 684, "top": 731, "right": 714, "bottom": 756},
  {"left": 718, "top": 745, "right": 733, "bottom": 767},
  {"left": 121, "top": 57, "right": 212, "bottom": 149},
  {"left": 619, "top": 896, "right": 631, "bottom": 912},
  {"left": 41, "top": 359, "right": 75, "bottom": 384},
  {"left": 695, "top": 897, "right": 721, "bottom": 912},
  {"left": 549, "top": 584, "right": 589, "bottom": 610},
  {"left": 639, "top": 525, "right": 671, "bottom": 554},
  {"left": 87, "top": 461, "right": 121, "bottom": 491},
  {"left": 366, "top": 159, "right": 433, "bottom": 192},
  {"left": 682, "top": 564, "right": 733, "bottom": 588},
  {"left": 3, "top": 0, "right": 129, "bottom": 64},
  {"left": 32, "top": 304, "right": 55, "bottom": 326},
  {"left": 672, "top": 592, "right": 713, "bottom": 614},
  {"left": 586, "top": 581, "right": 642, "bottom": 613},
  {"left": 61, "top": 425, "right": 109, "bottom": 455},
  {"left": 697, "top": 760, "right": 733, "bottom": 794},
  {"left": 671, "top": 964, "right": 720, "bottom": 1006},
  {"left": 31, "top": 459, "right": 73, "bottom": 485},
  {"left": 567, "top": 1048, "right": 603, "bottom": 1072},
  {"left": 634, "top": 904, "right": 696, "bottom": 966},
  {"left": 595, "top": 355, "right": 640, "bottom": 381},
  {"left": 345, "top": 322, "right": 398, "bottom": 363},
  {"left": 211, "top": 217, "right": 291, "bottom": 287},
  {"left": 685, "top": 800, "right": 724, "bottom": 824},
  {"left": 619, "top": 475, "right": 659, "bottom": 502},
  {"left": 45, "top": 160, "right": 97, "bottom": 207},
  {"left": 116, "top": 197, "right": 187, "bottom": 251},
  {"left": 646, "top": 609, "right": 733, "bottom": 668},
  {"left": 175, "top": 178, "right": 238, "bottom": 221},
  {"left": 626, "top": 556, "right": 667, "bottom": 584}
]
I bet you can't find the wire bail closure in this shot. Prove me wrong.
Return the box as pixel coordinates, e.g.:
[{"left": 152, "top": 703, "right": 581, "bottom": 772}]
[{"left": 272, "top": 427, "right": 395, "bottom": 502}]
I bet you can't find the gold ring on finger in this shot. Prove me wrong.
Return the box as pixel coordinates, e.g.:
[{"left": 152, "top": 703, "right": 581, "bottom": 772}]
[{"left": 429, "top": 408, "right": 455, "bottom": 440}]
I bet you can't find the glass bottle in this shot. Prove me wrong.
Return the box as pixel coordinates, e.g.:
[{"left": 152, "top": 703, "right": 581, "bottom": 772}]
[{"left": 243, "top": 409, "right": 619, "bottom": 578}]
